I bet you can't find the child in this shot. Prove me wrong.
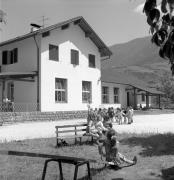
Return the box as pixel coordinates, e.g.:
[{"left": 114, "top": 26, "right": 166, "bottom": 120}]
[
  {"left": 98, "top": 129, "right": 137, "bottom": 166},
  {"left": 127, "top": 106, "right": 134, "bottom": 124},
  {"left": 115, "top": 108, "right": 125, "bottom": 125}
]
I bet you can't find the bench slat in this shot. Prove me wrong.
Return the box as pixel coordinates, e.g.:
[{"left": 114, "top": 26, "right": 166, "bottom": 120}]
[
  {"left": 57, "top": 135, "right": 84, "bottom": 139},
  {"left": 55, "top": 123, "right": 87, "bottom": 128},
  {"left": 56, "top": 129, "right": 86, "bottom": 133}
]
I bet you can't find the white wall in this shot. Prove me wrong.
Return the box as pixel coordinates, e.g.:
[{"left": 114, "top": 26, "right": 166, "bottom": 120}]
[
  {"left": 40, "top": 24, "right": 101, "bottom": 111},
  {"left": 101, "top": 82, "right": 127, "bottom": 109}
]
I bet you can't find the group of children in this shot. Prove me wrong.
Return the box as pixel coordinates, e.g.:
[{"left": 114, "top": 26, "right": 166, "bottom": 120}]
[
  {"left": 87, "top": 106, "right": 134, "bottom": 126},
  {"left": 86, "top": 107, "right": 137, "bottom": 167}
]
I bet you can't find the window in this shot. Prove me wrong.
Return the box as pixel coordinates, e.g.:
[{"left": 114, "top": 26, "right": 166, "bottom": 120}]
[
  {"left": 55, "top": 78, "right": 67, "bottom": 103},
  {"left": 88, "top": 54, "right": 95, "bottom": 68},
  {"left": 113, "top": 87, "right": 119, "bottom": 103},
  {"left": 71, "top": 49, "right": 79, "bottom": 65},
  {"left": 142, "top": 94, "right": 145, "bottom": 102},
  {"left": 2, "top": 48, "right": 18, "bottom": 65},
  {"left": 102, "top": 86, "right": 109, "bottom": 104},
  {"left": 82, "top": 81, "right": 92, "bottom": 103},
  {"left": 49, "top": 44, "right": 59, "bottom": 61}
]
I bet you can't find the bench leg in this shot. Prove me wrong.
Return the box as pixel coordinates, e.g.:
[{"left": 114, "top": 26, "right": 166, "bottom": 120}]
[{"left": 79, "top": 137, "right": 82, "bottom": 145}]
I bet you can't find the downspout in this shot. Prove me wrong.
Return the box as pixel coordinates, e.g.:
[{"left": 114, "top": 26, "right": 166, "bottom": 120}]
[{"left": 33, "top": 35, "right": 40, "bottom": 111}]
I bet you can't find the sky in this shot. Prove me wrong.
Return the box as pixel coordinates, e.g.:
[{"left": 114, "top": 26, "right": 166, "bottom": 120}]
[{"left": 0, "top": 0, "right": 150, "bottom": 46}]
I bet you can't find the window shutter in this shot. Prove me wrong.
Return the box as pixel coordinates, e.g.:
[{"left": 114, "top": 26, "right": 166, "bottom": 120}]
[
  {"left": 14, "top": 48, "right": 18, "bottom": 63},
  {"left": 89, "top": 54, "right": 95, "bottom": 67},
  {"left": 10, "top": 50, "right": 14, "bottom": 64},
  {"left": 2, "top": 51, "right": 8, "bottom": 65},
  {"left": 71, "top": 49, "right": 79, "bottom": 65},
  {"left": 49, "top": 44, "right": 58, "bottom": 61}
]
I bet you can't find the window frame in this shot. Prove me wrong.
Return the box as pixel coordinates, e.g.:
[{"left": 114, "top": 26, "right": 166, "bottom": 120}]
[
  {"left": 88, "top": 54, "right": 96, "bottom": 68},
  {"left": 102, "top": 86, "right": 109, "bottom": 104},
  {"left": 82, "top": 81, "right": 92, "bottom": 103},
  {"left": 71, "top": 49, "right": 79, "bottom": 65},
  {"left": 49, "top": 44, "right": 59, "bottom": 61},
  {"left": 55, "top": 78, "right": 67, "bottom": 103},
  {"left": 113, "top": 87, "right": 119, "bottom": 104}
]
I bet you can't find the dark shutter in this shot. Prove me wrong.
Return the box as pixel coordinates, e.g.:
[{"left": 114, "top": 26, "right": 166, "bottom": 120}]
[
  {"left": 10, "top": 50, "right": 14, "bottom": 64},
  {"left": 2, "top": 51, "right": 8, "bottom": 65},
  {"left": 49, "top": 44, "right": 58, "bottom": 61},
  {"left": 89, "top": 54, "right": 95, "bottom": 68},
  {"left": 71, "top": 49, "right": 79, "bottom": 65},
  {"left": 14, "top": 48, "right": 18, "bottom": 63}
]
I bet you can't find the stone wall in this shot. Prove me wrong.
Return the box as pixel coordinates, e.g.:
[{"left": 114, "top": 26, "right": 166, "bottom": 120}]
[{"left": 0, "top": 111, "right": 88, "bottom": 124}]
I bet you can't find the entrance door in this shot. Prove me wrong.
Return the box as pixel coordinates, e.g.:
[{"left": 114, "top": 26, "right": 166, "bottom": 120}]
[
  {"left": 127, "top": 92, "right": 130, "bottom": 107},
  {"left": 7, "top": 82, "right": 14, "bottom": 102}
]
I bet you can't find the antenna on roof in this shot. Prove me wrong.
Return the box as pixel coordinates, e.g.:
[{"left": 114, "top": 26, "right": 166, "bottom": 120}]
[{"left": 38, "top": 15, "right": 49, "bottom": 28}]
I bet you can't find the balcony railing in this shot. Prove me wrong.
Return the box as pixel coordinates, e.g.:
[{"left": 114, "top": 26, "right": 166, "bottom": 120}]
[{"left": 0, "top": 103, "right": 39, "bottom": 112}]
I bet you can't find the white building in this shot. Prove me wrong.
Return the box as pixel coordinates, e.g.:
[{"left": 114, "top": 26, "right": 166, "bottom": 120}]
[
  {"left": 0, "top": 16, "right": 112, "bottom": 112},
  {"left": 101, "top": 69, "right": 164, "bottom": 109}
]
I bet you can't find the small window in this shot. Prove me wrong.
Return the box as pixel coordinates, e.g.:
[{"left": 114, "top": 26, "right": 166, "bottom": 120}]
[
  {"left": 142, "top": 94, "right": 145, "bottom": 102},
  {"left": 49, "top": 44, "right": 59, "bottom": 61},
  {"left": 2, "top": 48, "right": 18, "bottom": 65},
  {"left": 55, "top": 78, "right": 67, "bottom": 103},
  {"left": 71, "top": 49, "right": 79, "bottom": 65},
  {"left": 88, "top": 54, "right": 95, "bottom": 68},
  {"left": 82, "top": 81, "right": 92, "bottom": 103},
  {"left": 102, "top": 86, "right": 109, "bottom": 104},
  {"left": 113, "top": 87, "right": 119, "bottom": 103},
  {"left": 42, "top": 31, "right": 50, "bottom": 37}
]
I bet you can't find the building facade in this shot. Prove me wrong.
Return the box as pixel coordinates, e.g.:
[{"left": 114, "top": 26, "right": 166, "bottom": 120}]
[{"left": 0, "top": 17, "right": 112, "bottom": 112}]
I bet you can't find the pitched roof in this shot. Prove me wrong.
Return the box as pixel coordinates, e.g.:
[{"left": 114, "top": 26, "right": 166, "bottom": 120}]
[
  {"left": 101, "top": 69, "right": 164, "bottom": 95},
  {"left": 0, "top": 16, "right": 112, "bottom": 57}
]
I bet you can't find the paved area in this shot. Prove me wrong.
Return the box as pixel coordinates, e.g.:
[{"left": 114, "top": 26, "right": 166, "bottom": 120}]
[{"left": 0, "top": 113, "right": 174, "bottom": 142}]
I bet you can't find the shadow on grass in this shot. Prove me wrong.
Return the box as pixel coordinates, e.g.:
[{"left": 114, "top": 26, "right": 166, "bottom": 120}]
[
  {"left": 161, "top": 166, "right": 174, "bottom": 180},
  {"left": 121, "top": 133, "right": 174, "bottom": 157}
]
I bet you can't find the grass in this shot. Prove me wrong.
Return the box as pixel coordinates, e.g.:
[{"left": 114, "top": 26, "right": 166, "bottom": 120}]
[{"left": 0, "top": 133, "right": 174, "bottom": 180}]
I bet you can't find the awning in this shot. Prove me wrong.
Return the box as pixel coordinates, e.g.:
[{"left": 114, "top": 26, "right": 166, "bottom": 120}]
[{"left": 0, "top": 71, "right": 38, "bottom": 82}]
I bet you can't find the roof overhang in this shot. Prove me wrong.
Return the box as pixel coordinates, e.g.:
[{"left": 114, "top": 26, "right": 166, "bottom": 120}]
[
  {"left": 0, "top": 72, "right": 38, "bottom": 82},
  {"left": 0, "top": 16, "right": 112, "bottom": 58}
]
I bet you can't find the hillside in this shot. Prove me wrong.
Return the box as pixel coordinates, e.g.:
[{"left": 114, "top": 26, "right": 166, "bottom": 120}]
[{"left": 102, "top": 36, "right": 171, "bottom": 87}]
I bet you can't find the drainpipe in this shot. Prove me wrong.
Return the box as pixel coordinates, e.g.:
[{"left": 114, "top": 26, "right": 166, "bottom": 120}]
[{"left": 33, "top": 35, "right": 40, "bottom": 111}]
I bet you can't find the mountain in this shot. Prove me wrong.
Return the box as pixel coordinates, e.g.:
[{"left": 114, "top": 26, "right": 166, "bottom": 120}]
[{"left": 102, "top": 36, "right": 171, "bottom": 87}]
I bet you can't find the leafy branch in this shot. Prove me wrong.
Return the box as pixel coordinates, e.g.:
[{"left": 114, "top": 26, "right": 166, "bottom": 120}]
[{"left": 143, "top": 0, "right": 174, "bottom": 75}]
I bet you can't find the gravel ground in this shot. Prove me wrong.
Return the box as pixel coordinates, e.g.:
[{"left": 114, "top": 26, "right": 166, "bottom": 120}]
[{"left": 0, "top": 113, "right": 174, "bottom": 142}]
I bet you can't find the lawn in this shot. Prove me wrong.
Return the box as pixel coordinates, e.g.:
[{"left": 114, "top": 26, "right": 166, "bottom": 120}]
[{"left": 0, "top": 133, "right": 174, "bottom": 180}]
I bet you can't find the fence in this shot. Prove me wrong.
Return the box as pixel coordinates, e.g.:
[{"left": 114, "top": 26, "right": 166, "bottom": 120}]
[{"left": 0, "top": 103, "right": 39, "bottom": 112}]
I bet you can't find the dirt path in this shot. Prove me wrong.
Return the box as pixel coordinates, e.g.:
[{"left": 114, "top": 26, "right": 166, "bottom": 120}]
[{"left": 0, "top": 113, "right": 174, "bottom": 142}]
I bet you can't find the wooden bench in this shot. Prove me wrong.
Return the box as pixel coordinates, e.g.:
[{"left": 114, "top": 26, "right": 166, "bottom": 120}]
[
  {"left": 0, "top": 150, "right": 96, "bottom": 180},
  {"left": 55, "top": 123, "right": 95, "bottom": 147}
]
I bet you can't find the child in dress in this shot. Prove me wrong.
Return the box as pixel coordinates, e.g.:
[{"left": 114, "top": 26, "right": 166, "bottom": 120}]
[{"left": 98, "top": 129, "right": 137, "bottom": 166}]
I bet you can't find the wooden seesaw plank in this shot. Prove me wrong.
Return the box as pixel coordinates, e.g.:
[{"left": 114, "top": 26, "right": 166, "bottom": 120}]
[{"left": 0, "top": 150, "right": 97, "bottom": 163}]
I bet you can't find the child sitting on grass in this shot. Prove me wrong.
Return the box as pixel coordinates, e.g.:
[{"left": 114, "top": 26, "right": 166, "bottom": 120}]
[{"left": 98, "top": 129, "right": 137, "bottom": 166}]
